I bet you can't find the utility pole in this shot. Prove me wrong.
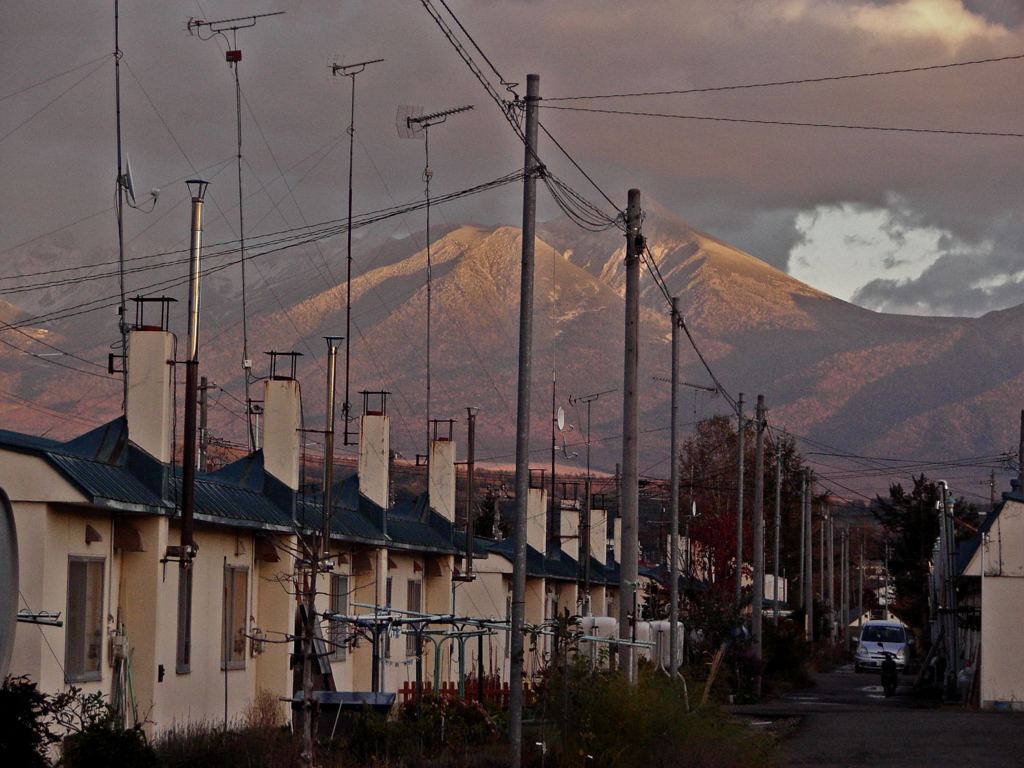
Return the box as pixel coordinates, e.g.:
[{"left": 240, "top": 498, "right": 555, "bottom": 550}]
[
  {"left": 668, "top": 297, "right": 681, "bottom": 678},
  {"left": 806, "top": 470, "right": 814, "bottom": 640},
  {"left": 198, "top": 376, "right": 215, "bottom": 472},
  {"left": 827, "top": 507, "right": 835, "bottom": 642},
  {"left": 509, "top": 73, "right": 540, "bottom": 768},
  {"left": 1018, "top": 410, "right": 1024, "bottom": 490},
  {"left": 619, "top": 188, "right": 643, "bottom": 684},
  {"left": 752, "top": 395, "right": 766, "bottom": 671},
  {"left": 858, "top": 533, "right": 864, "bottom": 631},
  {"left": 799, "top": 472, "right": 806, "bottom": 612},
  {"left": 465, "top": 406, "right": 478, "bottom": 575},
  {"left": 841, "top": 527, "right": 849, "bottom": 650},
  {"left": 735, "top": 393, "right": 745, "bottom": 608},
  {"left": 773, "top": 451, "right": 782, "bottom": 625},
  {"left": 330, "top": 57, "right": 384, "bottom": 447}
]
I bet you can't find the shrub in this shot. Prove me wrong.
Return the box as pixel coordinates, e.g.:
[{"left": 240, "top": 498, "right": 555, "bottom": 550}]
[{"left": 0, "top": 675, "right": 56, "bottom": 767}]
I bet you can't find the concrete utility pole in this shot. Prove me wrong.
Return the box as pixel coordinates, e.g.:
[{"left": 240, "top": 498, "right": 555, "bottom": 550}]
[
  {"left": 841, "top": 527, "right": 849, "bottom": 650},
  {"left": 509, "top": 73, "right": 539, "bottom": 768},
  {"left": 752, "top": 395, "right": 766, "bottom": 665},
  {"left": 735, "top": 393, "right": 745, "bottom": 608},
  {"left": 828, "top": 508, "right": 835, "bottom": 642},
  {"left": 619, "top": 188, "right": 642, "bottom": 684},
  {"left": 773, "top": 452, "right": 782, "bottom": 625},
  {"left": 465, "top": 407, "right": 478, "bottom": 575},
  {"left": 806, "top": 471, "right": 814, "bottom": 640},
  {"left": 858, "top": 533, "right": 864, "bottom": 632},
  {"left": 799, "top": 472, "right": 806, "bottom": 612},
  {"left": 669, "top": 297, "right": 681, "bottom": 678},
  {"left": 1018, "top": 410, "right": 1024, "bottom": 490}
]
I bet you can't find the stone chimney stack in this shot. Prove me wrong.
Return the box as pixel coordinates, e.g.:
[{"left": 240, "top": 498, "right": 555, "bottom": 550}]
[
  {"left": 527, "top": 487, "right": 547, "bottom": 554},
  {"left": 611, "top": 515, "right": 622, "bottom": 567},
  {"left": 560, "top": 505, "right": 580, "bottom": 562},
  {"left": 358, "top": 393, "right": 390, "bottom": 509},
  {"left": 428, "top": 438, "right": 456, "bottom": 522},
  {"left": 262, "top": 376, "right": 301, "bottom": 490},
  {"left": 125, "top": 328, "right": 174, "bottom": 463}
]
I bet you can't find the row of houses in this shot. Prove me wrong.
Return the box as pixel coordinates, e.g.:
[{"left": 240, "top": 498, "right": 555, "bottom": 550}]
[{"left": 2, "top": 322, "right": 627, "bottom": 731}]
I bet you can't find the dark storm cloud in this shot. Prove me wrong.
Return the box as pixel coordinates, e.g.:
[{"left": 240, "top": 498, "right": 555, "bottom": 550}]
[
  {"left": 2, "top": 0, "right": 1023, "bottom": 317},
  {"left": 852, "top": 218, "right": 1024, "bottom": 316}
]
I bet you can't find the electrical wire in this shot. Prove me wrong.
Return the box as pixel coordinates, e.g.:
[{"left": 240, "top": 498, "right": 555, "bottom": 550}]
[
  {"left": 539, "top": 103, "right": 1024, "bottom": 139},
  {"left": 0, "top": 58, "right": 108, "bottom": 145},
  {"left": 542, "top": 52, "right": 1024, "bottom": 101}
]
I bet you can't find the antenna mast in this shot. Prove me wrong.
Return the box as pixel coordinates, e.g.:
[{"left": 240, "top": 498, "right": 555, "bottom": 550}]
[
  {"left": 330, "top": 57, "right": 384, "bottom": 447},
  {"left": 187, "top": 10, "right": 285, "bottom": 451},
  {"left": 397, "top": 103, "right": 473, "bottom": 458},
  {"left": 114, "top": 0, "right": 127, "bottom": 408}
]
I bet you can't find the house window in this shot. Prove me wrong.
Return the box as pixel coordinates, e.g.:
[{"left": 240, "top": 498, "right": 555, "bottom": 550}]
[
  {"left": 329, "top": 574, "right": 349, "bottom": 662},
  {"left": 65, "top": 557, "right": 104, "bottom": 682},
  {"left": 222, "top": 565, "right": 248, "bottom": 670},
  {"left": 176, "top": 563, "right": 193, "bottom": 674},
  {"left": 406, "top": 579, "right": 422, "bottom": 657},
  {"left": 384, "top": 576, "right": 393, "bottom": 658}
]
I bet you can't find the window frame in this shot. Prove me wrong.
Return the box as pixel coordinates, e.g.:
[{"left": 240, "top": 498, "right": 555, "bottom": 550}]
[
  {"left": 405, "top": 579, "right": 422, "bottom": 657},
  {"left": 328, "top": 573, "right": 349, "bottom": 662},
  {"left": 65, "top": 556, "right": 105, "bottom": 683},
  {"left": 221, "top": 564, "right": 249, "bottom": 671}
]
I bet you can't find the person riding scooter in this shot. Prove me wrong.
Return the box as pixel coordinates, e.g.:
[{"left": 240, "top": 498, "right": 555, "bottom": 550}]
[{"left": 879, "top": 642, "right": 898, "bottom": 697}]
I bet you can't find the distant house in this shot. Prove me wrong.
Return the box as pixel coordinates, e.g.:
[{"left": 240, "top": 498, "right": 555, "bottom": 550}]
[{"left": 961, "top": 485, "right": 1024, "bottom": 710}]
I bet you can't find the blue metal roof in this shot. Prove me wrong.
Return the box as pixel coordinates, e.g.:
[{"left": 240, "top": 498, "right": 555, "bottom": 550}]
[{"left": 47, "top": 452, "right": 166, "bottom": 509}]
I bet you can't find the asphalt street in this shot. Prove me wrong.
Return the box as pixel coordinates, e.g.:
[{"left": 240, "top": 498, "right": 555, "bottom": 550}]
[{"left": 733, "top": 664, "right": 1024, "bottom": 768}]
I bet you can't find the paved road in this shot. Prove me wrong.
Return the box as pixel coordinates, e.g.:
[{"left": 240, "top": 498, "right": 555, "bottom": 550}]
[{"left": 733, "top": 664, "right": 1024, "bottom": 768}]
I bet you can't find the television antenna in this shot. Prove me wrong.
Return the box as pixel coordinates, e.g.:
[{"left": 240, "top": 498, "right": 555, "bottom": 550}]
[
  {"left": 330, "top": 56, "right": 384, "bottom": 446},
  {"left": 568, "top": 387, "right": 617, "bottom": 610},
  {"left": 395, "top": 103, "right": 473, "bottom": 455},
  {"left": 186, "top": 9, "right": 285, "bottom": 452}
]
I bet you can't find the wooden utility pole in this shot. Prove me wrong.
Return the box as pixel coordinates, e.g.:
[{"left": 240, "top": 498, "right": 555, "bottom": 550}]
[
  {"left": 619, "top": 188, "right": 642, "bottom": 684},
  {"left": 752, "top": 395, "right": 765, "bottom": 666},
  {"left": 509, "top": 73, "right": 540, "bottom": 768},
  {"left": 668, "top": 297, "right": 681, "bottom": 677},
  {"left": 735, "top": 393, "right": 745, "bottom": 608}
]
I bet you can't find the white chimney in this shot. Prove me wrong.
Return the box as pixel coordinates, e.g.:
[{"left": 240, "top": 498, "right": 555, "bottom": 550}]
[
  {"left": 428, "top": 439, "right": 456, "bottom": 521},
  {"left": 589, "top": 508, "right": 607, "bottom": 569},
  {"left": 126, "top": 329, "right": 174, "bottom": 463},
  {"left": 527, "top": 487, "right": 547, "bottom": 553},
  {"left": 560, "top": 505, "right": 580, "bottom": 562},
  {"left": 612, "top": 516, "right": 622, "bottom": 566},
  {"left": 262, "top": 378, "right": 301, "bottom": 490},
  {"left": 358, "top": 413, "right": 390, "bottom": 508}
]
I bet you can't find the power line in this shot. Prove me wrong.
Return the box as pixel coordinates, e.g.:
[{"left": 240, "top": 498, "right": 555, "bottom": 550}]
[
  {"left": 543, "top": 51, "right": 1024, "bottom": 101},
  {"left": 0, "top": 53, "right": 111, "bottom": 103},
  {"left": 0, "top": 58, "right": 108, "bottom": 145},
  {"left": 539, "top": 103, "right": 1024, "bottom": 138}
]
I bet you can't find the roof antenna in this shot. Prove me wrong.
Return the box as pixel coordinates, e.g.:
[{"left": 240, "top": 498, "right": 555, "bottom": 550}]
[
  {"left": 396, "top": 103, "right": 473, "bottom": 463},
  {"left": 330, "top": 57, "right": 384, "bottom": 448},
  {"left": 186, "top": 10, "right": 285, "bottom": 452}
]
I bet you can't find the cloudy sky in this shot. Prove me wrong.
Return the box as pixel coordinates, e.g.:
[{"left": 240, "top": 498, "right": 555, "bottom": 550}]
[{"left": 3, "top": 0, "right": 1024, "bottom": 321}]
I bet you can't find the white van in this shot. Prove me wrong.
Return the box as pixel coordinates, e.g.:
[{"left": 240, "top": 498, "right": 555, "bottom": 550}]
[{"left": 854, "top": 620, "right": 909, "bottom": 673}]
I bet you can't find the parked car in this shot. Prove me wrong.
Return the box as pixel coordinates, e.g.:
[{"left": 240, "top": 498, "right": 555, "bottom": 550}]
[{"left": 854, "top": 620, "right": 909, "bottom": 673}]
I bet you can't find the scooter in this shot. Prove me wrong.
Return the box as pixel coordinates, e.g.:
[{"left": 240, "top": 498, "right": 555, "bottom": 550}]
[{"left": 879, "top": 643, "right": 898, "bottom": 697}]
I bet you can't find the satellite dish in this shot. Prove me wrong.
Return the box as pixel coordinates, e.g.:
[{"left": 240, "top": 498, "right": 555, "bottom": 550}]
[
  {"left": 396, "top": 104, "right": 424, "bottom": 139},
  {"left": 123, "top": 153, "right": 137, "bottom": 206},
  {"left": 556, "top": 406, "right": 565, "bottom": 431}
]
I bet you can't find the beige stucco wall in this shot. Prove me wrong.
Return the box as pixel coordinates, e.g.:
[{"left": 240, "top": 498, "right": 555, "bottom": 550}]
[
  {"left": 11, "top": 503, "right": 118, "bottom": 698},
  {"left": 977, "top": 501, "right": 1024, "bottom": 709},
  {"left": 0, "top": 451, "right": 88, "bottom": 504}
]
